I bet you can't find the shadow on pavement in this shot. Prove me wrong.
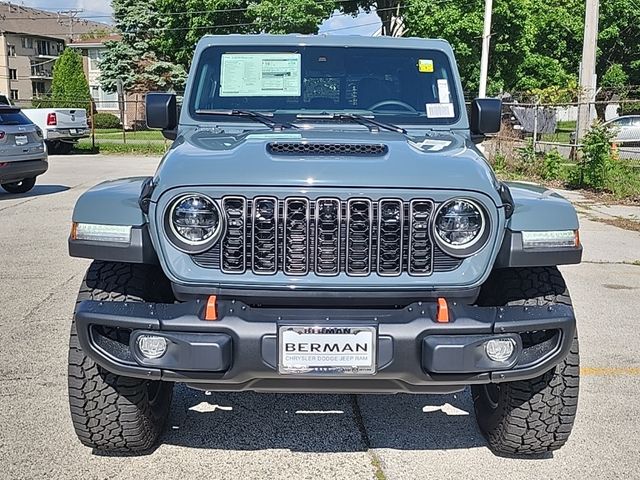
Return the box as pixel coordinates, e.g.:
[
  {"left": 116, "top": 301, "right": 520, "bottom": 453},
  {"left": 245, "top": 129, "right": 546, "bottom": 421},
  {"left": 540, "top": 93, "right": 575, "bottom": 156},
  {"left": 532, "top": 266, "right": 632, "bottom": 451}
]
[
  {"left": 0, "top": 184, "right": 70, "bottom": 200},
  {"left": 156, "top": 385, "right": 488, "bottom": 453}
]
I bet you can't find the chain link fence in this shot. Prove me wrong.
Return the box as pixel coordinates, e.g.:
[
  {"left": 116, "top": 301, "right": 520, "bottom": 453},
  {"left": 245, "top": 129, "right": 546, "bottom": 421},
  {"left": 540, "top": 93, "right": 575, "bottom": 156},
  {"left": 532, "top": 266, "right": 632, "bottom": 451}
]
[{"left": 11, "top": 95, "right": 169, "bottom": 153}]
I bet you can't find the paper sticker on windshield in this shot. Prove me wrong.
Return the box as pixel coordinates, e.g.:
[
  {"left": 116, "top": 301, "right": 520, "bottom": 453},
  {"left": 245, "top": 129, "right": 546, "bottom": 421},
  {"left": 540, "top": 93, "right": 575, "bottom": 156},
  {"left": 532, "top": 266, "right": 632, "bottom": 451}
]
[
  {"left": 426, "top": 103, "right": 455, "bottom": 118},
  {"left": 437, "top": 79, "right": 451, "bottom": 104},
  {"left": 418, "top": 59, "right": 434, "bottom": 73},
  {"left": 220, "top": 53, "right": 301, "bottom": 97}
]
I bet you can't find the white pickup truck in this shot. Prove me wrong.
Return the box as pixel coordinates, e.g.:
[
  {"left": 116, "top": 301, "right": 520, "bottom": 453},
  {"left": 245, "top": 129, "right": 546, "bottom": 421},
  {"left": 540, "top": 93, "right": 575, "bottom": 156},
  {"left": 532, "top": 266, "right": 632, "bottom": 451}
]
[
  {"left": 0, "top": 94, "right": 89, "bottom": 154},
  {"left": 21, "top": 108, "right": 89, "bottom": 154}
]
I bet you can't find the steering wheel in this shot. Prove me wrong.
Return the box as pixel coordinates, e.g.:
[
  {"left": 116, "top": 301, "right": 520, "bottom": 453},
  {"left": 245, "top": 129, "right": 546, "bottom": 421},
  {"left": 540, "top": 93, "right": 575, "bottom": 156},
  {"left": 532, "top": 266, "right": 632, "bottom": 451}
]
[{"left": 368, "top": 100, "right": 418, "bottom": 113}]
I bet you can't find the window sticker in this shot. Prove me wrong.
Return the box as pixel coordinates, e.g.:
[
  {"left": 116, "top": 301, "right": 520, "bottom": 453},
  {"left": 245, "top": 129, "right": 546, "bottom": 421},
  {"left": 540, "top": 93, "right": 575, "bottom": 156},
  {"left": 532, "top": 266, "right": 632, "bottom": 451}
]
[
  {"left": 418, "top": 59, "right": 434, "bottom": 73},
  {"left": 426, "top": 103, "right": 455, "bottom": 118},
  {"left": 437, "top": 79, "right": 451, "bottom": 104},
  {"left": 220, "top": 53, "right": 301, "bottom": 97}
]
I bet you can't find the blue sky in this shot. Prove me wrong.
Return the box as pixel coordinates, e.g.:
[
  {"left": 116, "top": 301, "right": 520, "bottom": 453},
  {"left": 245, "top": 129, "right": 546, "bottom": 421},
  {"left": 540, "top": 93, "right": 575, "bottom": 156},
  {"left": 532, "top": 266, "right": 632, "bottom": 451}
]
[{"left": 18, "top": 0, "right": 380, "bottom": 35}]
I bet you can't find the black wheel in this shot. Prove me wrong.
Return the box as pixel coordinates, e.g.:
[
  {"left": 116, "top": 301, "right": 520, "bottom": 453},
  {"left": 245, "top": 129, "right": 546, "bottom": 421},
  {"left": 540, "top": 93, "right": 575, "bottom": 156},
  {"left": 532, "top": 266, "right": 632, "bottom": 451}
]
[
  {"left": 472, "top": 267, "right": 580, "bottom": 457},
  {"left": 57, "top": 141, "right": 74, "bottom": 154},
  {"left": 46, "top": 140, "right": 60, "bottom": 154},
  {"left": 68, "top": 261, "right": 175, "bottom": 454},
  {"left": 1, "top": 176, "right": 36, "bottom": 193}
]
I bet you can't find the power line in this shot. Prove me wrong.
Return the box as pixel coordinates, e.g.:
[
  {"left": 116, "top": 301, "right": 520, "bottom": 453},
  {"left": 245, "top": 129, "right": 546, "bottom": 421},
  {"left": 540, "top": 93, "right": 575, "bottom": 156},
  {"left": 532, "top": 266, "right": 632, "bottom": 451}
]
[
  {"left": 0, "top": 0, "right": 361, "bottom": 21},
  {"left": 57, "top": 8, "right": 84, "bottom": 37},
  {"left": 128, "top": 5, "right": 406, "bottom": 34}
]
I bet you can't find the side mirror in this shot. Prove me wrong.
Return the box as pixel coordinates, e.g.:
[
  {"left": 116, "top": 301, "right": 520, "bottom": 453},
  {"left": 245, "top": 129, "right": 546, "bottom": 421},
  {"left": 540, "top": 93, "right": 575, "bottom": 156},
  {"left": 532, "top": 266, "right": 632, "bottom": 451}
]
[
  {"left": 146, "top": 92, "right": 177, "bottom": 139},
  {"left": 470, "top": 98, "right": 502, "bottom": 135}
]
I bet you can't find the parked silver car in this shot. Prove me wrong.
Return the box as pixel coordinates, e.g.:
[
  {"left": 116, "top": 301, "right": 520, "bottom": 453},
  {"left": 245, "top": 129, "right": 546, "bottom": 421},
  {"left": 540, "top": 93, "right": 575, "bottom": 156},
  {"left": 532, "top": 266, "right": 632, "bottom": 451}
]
[
  {"left": 0, "top": 106, "right": 48, "bottom": 194},
  {"left": 604, "top": 115, "right": 640, "bottom": 146}
]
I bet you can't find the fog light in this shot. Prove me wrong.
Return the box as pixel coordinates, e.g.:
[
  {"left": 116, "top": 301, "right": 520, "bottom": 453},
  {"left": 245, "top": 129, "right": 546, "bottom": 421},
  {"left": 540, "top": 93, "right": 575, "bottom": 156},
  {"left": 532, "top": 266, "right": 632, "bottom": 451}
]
[
  {"left": 485, "top": 338, "right": 516, "bottom": 362},
  {"left": 137, "top": 335, "right": 167, "bottom": 359}
]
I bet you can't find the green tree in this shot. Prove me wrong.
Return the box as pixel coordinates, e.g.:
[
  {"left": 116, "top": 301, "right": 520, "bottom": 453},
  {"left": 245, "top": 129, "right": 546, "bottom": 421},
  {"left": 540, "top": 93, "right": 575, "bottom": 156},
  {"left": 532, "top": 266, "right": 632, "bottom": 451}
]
[
  {"left": 100, "top": 0, "right": 187, "bottom": 93},
  {"left": 49, "top": 48, "right": 92, "bottom": 109},
  {"left": 154, "top": 0, "right": 339, "bottom": 71},
  {"left": 247, "top": 0, "right": 336, "bottom": 34}
]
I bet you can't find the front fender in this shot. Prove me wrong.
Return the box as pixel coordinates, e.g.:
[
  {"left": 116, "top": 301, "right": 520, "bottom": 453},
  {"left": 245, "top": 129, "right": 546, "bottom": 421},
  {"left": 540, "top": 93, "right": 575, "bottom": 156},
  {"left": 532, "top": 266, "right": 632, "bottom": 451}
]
[
  {"left": 72, "top": 177, "right": 149, "bottom": 226},
  {"left": 495, "top": 182, "right": 582, "bottom": 267},
  {"left": 69, "top": 177, "right": 158, "bottom": 264}
]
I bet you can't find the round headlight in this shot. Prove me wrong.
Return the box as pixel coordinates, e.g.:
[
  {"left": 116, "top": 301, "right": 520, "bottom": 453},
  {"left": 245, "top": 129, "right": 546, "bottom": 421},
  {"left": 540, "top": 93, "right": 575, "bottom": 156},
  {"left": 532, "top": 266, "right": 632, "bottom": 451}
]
[
  {"left": 434, "top": 199, "right": 487, "bottom": 254},
  {"left": 167, "top": 194, "right": 224, "bottom": 252}
]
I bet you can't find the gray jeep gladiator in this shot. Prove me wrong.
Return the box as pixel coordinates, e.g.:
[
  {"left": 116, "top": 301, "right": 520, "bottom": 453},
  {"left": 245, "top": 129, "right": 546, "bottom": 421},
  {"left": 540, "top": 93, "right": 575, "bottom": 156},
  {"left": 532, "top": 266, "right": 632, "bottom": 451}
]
[{"left": 67, "top": 35, "right": 581, "bottom": 456}]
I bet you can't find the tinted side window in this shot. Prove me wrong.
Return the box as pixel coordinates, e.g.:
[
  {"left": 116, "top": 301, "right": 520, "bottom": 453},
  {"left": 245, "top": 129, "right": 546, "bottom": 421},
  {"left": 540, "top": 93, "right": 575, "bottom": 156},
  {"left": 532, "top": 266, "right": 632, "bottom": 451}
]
[
  {"left": 0, "top": 110, "right": 33, "bottom": 125},
  {"left": 612, "top": 117, "right": 632, "bottom": 127}
]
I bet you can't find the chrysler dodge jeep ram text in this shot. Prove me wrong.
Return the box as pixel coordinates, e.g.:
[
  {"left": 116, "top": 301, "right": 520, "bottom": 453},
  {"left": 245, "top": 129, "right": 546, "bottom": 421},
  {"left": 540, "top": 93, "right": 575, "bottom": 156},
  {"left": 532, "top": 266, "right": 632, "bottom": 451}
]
[{"left": 67, "top": 35, "right": 581, "bottom": 456}]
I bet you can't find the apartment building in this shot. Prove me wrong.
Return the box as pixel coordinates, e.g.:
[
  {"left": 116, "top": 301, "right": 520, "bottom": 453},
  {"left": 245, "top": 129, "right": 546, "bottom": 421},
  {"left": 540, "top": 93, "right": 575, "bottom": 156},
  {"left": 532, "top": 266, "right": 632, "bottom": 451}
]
[
  {"left": 68, "top": 35, "right": 120, "bottom": 112},
  {"left": 0, "top": 2, "right": 106, "bottom": 102}
]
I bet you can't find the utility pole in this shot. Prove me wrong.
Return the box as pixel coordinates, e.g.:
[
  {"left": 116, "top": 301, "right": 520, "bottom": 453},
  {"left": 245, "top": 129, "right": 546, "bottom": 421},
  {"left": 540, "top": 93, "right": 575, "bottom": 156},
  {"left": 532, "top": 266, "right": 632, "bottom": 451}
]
[
  {"left": 478, "top": 0, "right": 493, "bottom": 98},
  {"left": 576, "top": 0, "right": 600, "bottom": 143},
  {"left": 57, "top": 9, "right": 84, "bottom": 40}
]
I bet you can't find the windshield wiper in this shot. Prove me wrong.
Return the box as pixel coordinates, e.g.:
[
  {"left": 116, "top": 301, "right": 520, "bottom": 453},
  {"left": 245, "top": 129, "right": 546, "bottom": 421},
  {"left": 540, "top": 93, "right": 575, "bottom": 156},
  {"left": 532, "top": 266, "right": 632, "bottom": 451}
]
[
  {"left": 340, "top": 113, "right": 407, "bottom": 134},
  {"left": 296, "top": 112, "right": 406, "bottom": 134},
  {"left": 195, "top": 109, "right": 298, "bottom": 131}
]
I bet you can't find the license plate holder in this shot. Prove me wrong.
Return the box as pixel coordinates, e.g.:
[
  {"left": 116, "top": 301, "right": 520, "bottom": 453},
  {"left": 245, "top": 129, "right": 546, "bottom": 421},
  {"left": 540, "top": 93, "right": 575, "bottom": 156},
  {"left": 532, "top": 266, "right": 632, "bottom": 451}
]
[{"left": 278, "top": 326, "right": 376, "bottom": 375}]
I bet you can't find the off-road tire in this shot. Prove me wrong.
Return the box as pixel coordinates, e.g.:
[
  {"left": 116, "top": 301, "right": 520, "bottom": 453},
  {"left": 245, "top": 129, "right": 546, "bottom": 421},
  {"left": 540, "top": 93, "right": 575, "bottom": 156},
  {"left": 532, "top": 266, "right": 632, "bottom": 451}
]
[
  {"left": 1, "top": 176, "right": 36, "bottom": 194},
  {"left": 68, "top": 261, "right": 174, "bottom": 453},
  {"left": 472, "top": 267, "right": 580, "bottom": 456}
]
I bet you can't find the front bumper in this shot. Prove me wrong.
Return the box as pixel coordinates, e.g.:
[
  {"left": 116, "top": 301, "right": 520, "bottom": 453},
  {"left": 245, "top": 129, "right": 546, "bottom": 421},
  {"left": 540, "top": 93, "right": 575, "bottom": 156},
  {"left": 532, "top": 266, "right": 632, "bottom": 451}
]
[
  {"left": 0, "top": 159, "right": 48, "bottom": 183},
  {"left": 74, "top": 299, "right": 576, "bottom": 394}
]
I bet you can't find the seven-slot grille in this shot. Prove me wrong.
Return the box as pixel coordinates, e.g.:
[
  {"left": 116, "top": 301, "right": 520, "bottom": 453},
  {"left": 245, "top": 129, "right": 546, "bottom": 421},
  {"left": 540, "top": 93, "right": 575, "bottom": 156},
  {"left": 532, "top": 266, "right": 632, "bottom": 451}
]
[{"left": 193, "top": 196, "right": 463, "bottom": 276}]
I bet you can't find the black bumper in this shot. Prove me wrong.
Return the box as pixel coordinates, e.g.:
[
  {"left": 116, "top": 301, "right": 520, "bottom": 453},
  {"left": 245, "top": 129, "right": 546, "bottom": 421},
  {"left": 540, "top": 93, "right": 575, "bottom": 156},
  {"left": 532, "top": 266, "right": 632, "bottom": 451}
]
[
  {"left": 74, "top": 299, "right": 576, "bottom": 394},
  {"left": 0, "top": 159, "right": 48, "bottom": 183}
]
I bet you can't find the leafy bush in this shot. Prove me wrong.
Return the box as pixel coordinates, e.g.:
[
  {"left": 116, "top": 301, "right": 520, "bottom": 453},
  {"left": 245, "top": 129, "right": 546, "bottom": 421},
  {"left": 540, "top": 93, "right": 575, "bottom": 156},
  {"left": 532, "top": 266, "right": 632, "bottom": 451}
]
[
  {"left": 492, "top": 152, "right": 507, "bottom": 173},
  {"left": 541, "top": 149, "right": 564, "bottom": 180},
  {"left": 93, "top": 112, "right": 122, "bottom": 129},
  {"left": 514, "top": 140, "right": 539, "bottom": 177},
  {"left": 581, "top": 121, "right": 615, "bottom": 190}
]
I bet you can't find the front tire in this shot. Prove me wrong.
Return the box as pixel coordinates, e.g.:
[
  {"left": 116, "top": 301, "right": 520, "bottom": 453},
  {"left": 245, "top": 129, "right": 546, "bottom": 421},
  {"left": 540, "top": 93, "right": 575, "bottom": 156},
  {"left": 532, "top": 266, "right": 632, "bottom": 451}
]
[
  {"left": 1, "top": 176, "right": 36, "bottom": 193},
  {"left": 68, "top": 261, "right": 174, "bottom": 454},
  {"left": 472, "top": 267, "right": 580, "bottom": 456}
]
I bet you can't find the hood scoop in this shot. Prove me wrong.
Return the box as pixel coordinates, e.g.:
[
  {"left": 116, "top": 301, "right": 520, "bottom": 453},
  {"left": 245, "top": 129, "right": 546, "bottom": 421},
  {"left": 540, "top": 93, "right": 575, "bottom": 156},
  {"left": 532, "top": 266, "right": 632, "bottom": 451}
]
[{"left": 267, "top": 142, "right": 388, "bottom": 156}]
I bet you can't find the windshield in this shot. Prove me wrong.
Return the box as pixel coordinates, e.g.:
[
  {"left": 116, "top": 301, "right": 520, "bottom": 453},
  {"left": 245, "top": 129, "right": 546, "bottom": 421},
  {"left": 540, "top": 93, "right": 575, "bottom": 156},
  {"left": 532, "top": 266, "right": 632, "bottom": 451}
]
[{"left": 189, "top": 45, "right": 462, "bottom": 126}]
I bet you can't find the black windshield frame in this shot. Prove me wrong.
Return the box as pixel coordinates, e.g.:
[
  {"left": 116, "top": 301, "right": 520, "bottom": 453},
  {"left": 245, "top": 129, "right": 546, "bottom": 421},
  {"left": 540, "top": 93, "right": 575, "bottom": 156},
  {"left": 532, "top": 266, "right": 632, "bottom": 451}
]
[{"left": 188, "top": 45, "right": 463, "bottom": 126}]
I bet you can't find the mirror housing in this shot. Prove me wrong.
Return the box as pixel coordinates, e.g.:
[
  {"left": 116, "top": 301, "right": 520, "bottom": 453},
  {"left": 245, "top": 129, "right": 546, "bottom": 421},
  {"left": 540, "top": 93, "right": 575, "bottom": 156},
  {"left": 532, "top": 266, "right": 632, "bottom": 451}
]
[
  {"left": 470, "top": 98, "right": 502, "bottom": 135},
  {"left": 146, "top": 92, "right": 177, "bottom": 139}
]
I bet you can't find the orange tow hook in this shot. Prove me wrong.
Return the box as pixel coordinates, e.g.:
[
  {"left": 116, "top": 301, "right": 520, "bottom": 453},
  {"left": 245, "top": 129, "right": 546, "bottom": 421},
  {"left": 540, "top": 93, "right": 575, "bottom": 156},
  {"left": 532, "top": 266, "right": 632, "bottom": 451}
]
[
  {"left": 204, "top": 295, "right": 218, "bottom": 321},
  {"left": 436, "top": 297, "right": 449, "bottom": 323}
]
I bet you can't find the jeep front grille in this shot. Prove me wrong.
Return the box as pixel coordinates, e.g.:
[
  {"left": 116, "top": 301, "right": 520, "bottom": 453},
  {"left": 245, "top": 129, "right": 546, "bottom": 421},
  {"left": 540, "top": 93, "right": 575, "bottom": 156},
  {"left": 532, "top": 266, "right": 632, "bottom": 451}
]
[{"left": 193, "top": 196, "right": 463, "bottom": 276}]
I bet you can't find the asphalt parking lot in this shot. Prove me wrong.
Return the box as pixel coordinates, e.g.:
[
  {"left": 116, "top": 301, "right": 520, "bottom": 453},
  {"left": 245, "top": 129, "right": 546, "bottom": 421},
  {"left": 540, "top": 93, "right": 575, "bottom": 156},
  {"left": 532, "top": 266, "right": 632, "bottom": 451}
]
[{"left": 1, "top": 155, "right": 639, "bottom": 480}]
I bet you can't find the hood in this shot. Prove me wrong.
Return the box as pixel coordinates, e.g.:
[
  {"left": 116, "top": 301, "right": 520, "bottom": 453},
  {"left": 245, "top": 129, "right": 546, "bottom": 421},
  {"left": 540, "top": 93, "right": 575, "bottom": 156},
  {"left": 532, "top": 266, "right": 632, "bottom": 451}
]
[{"left": 153, "top": 127, "right": 499, "bottom": 198}]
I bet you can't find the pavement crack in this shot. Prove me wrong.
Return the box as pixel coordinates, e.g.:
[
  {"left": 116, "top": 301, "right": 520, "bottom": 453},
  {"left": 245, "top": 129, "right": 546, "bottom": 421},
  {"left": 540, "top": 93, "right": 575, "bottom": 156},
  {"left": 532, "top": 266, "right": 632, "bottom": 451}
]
[
  {"left": 350, "top": 395, "right": 388, "bottom": 480},
  {"left": 582, "top": 260, "right": 640, "bottom": 266}
]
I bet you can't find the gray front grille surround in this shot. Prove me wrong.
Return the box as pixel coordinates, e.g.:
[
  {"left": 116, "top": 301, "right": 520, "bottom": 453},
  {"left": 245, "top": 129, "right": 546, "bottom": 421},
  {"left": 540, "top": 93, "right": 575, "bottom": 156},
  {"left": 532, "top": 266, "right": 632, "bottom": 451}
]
[{"left": 191, "top": 195, "right": 464, "bottom": 277}]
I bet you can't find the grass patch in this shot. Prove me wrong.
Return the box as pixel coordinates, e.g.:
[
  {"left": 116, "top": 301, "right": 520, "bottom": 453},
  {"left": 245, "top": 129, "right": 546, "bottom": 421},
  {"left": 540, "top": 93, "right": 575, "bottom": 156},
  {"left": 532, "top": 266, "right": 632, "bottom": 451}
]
[
  {"left": 541, "top": 120, "right": 576, "bottom": 144},
  {"left": 74, "top": 139, "right": 167, "bottom": 155},
  {"left": 93, "top": 130, "right": 165, "bottom": 141}
]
